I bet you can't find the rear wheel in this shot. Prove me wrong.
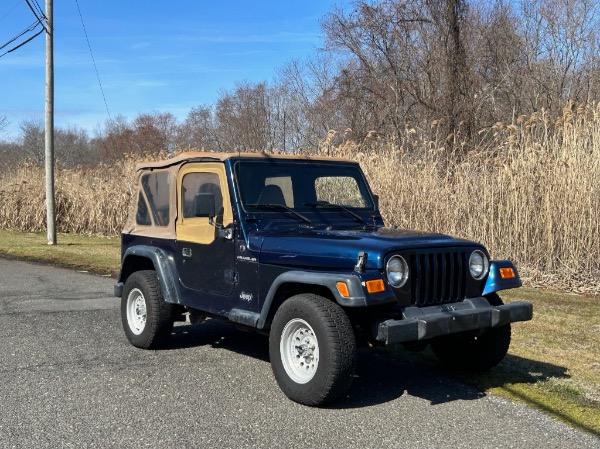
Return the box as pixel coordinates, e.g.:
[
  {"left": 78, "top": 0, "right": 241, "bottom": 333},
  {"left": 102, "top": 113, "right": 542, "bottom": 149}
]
[
  {"left": 269, "top": 294, "right": 356, "bottom": 406},
  {"left": 431, "top": 293, "right": 511, "bottom": 371},
  {"left": 121, "top": 270, "right": 174, "bottom": 349}
]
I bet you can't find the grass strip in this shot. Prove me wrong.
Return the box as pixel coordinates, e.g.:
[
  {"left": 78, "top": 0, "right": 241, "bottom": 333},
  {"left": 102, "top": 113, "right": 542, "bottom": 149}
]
[
  {"left": 0, "top": 229, "right": 120, "bottom": 276},
  {"left": 485, "top": 288, "right": 600, "bottom": 435}
]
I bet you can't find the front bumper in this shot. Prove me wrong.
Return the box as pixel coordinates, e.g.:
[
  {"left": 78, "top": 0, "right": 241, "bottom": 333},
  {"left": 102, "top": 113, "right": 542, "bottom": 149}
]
[{"left": 376, "top": 297, "right": 532, "bottom": 344}]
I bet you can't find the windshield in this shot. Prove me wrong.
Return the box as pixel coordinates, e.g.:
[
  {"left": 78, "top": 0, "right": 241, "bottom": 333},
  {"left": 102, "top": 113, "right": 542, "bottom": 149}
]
[{"left": 234, "top": 160, "right": 375, "bottom": 214}]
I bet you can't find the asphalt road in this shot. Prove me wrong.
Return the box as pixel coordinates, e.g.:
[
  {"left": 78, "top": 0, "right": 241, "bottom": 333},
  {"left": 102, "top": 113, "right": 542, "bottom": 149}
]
[{"left": 0, "top": 258, "right": 598, "bottom": 449}]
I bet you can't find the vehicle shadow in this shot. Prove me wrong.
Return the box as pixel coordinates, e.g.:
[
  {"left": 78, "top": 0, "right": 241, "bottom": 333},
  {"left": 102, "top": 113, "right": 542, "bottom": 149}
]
[
  {"left": 167, "top": 319, "right": 569, "bottom": 409},
  {"left": 335, "top": 347, "right": 570, "bottom": 409},
  {"left": 169, "top": 319, "right": 270, "bottom": 362}
]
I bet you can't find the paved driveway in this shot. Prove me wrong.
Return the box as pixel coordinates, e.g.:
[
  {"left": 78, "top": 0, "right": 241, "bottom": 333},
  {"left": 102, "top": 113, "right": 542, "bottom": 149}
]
[{"left": 0, "top": 258, "right": 598, "bottom": 448}]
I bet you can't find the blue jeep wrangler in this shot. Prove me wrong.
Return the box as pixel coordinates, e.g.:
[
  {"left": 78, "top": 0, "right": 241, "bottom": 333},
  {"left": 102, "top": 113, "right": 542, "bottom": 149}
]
[{"left": 115, "top": 152, "right": 532, "bottom": 406}]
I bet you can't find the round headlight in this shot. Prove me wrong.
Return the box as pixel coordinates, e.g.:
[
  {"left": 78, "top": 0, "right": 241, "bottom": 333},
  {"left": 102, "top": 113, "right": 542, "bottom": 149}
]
[
  {"left": 469, "top": 250, "right": 489, "bottom": 280},
  {"left": 387, "top": 255, "right": 409, "bottom": 288}
]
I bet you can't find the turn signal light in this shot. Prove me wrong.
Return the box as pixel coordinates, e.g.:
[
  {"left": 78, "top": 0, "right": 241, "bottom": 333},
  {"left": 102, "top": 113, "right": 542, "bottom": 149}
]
[
  {"left": 499, "top": 267, "right": 516, "bottom": 279},
  {"left": 366, "top": 279, "right": 385, "bottom": 294},
  {"left": 336, "top": 282, "right": 350, "bottom": 298}
]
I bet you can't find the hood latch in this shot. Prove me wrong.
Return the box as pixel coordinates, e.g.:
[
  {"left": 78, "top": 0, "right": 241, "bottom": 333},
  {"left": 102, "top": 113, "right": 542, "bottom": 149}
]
[{"left": 354, "top": 251, "right": 368, "bottom": 272}]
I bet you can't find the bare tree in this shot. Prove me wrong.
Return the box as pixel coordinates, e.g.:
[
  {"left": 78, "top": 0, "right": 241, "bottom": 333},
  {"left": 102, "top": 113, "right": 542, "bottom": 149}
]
[
  {"left": 322, "top": 1, "right": 421, "bottom": 140},
  {"left": 176, "top": 106, "right": 219, "bottom": 151},
  {"left": 55, "top": 126, "right": 94, "bottom": 168},
  {"left": 95, "top": 113, "right": 179, "bottom": 162},
  {"left": 518, "top": 0, "right": 600, "bottom": 112},
  {"left": 322, "top": 0, "right": 473, "bottom": 144},
  {"left": 132, "top": 112, "right": 178, "bottom": 154},
  {"left": 94, "top": 115, "right": 135, "bottom": 162},
  {"left": 277, "top": 56, "right": 342, "bottom": 149},
  {"left": 0, "top": 141, "right": 23, "bottom": 172},
  {"left": 426, "top": 0, "right": 472, "bottom": 140},
  {"left": 20, "top": 118, "right": 45, "bottom": 165},
  {"left": 0, "top": 116, "right": 8, "bottom": 136},
  {"left": 464, "top": 1, "right": 525, "bottom": 125},
  {"left": 9, "top": 0, "right": 598, "bottom": 160},
  {"left": 214, "top": 82, "right": 274, "bottom": 151}
]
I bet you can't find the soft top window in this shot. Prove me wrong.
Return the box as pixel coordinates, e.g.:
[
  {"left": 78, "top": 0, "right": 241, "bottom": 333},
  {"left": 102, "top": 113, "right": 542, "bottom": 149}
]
[
  {"left": 181, "top": 172, "right": 223, "bottom": 218},
  {"left": 141, "top": 171, "right": 171, "bottom": 226},
  {"left": 135, "top": 192, "right": 151, "bottom": 226}
]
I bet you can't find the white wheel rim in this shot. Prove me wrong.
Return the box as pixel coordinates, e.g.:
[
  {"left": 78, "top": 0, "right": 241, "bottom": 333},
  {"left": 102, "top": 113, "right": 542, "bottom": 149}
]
[
  {"left": 280, "top": 318, "right": 319, "bottom": 384},
  {"left": 126, "top": 288, "right": 147, "bottom": 335}
]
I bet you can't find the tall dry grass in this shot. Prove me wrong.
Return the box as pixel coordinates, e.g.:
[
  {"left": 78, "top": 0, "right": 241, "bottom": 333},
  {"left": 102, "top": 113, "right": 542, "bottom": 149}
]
[
  {"left": 0, "top": 104, "right": 599, "bottom": 293},
  {"left": 0, "top": 157, "right": 136, "bottom": 236},
  {"left": 332, "top": 102, "right": 600, "bottom": 293}
]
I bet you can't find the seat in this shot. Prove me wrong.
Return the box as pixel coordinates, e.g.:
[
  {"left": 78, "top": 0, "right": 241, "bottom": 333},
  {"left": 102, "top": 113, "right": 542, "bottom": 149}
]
[
  {"left": 195, "top": 182, "right": 223, "bottom": 216},
  {"left": 257, "top": 184, "right": 286, "bottom": 205}
]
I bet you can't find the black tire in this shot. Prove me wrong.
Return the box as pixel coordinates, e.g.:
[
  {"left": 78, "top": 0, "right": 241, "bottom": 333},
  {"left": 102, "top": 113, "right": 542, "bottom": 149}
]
[
  {"left": 121, "top": 270, "right": 174, "bottom": 349},
  {"left": 430, "top": 293, "right": 511, "bottom": 372},
  {"left": 269, "top": 294, "right": 356, "bottom": 406}
]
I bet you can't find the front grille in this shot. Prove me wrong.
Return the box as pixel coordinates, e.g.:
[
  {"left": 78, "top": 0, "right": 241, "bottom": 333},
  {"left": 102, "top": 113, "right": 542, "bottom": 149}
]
[{"left": 410, "top": 251, "right": 468, "bottom": 306}]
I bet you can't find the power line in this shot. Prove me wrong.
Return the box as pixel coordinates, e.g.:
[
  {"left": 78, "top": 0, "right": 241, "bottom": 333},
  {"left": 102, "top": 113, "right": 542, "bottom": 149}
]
[
  {"left": 31, "top": 0, "right": 46, "bottom": 21},
  {"left": 0, "top": 26, "right": 43, "bottom": 57},
  {"left": 0, "top": 0, "right": 24, "bottom": 23},
  {"left": 74, "top": 0, "right": 111, "bottom": 119},
  {"left": 0, "top": 20, "right": 38, "bottom": 50},
  {"left": 0, "top": 0, "right": 47, "bottom": 58},
  {"left": 24, "top": 0, "right": 47, "bottom": 31},
  {"left": 0, "top": 20, "right": 44, "bottom": 57}
]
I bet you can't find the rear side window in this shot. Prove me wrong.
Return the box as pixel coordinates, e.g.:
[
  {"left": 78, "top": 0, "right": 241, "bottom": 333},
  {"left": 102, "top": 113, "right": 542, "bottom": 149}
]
[
  {"left": 135, "top": 192, "right": 151, "bottom": 225},
  {"left": 141, "top": 171, "right": 170, "bottom": 226}
]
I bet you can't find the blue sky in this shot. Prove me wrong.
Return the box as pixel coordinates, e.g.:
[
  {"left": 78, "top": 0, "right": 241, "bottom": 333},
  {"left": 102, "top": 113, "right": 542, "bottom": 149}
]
[{"left": 0, "top": 1, "right": 348, "bottom": 140}]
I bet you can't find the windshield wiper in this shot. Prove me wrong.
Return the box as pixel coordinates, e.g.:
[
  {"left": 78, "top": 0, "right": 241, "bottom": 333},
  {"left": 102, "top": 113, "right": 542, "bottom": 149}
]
[
  {"left": 303, "top": 200, "right": 369, "bottom": 225},
  {"left": 247, "top": 203, "right": 312, "bottom": 224}
]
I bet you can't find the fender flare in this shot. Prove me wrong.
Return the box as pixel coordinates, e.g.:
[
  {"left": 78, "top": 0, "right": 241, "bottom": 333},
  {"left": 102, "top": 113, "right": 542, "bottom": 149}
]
[
  {"left": 256, "top": 271, "right": 365, "bottom": 329},
  {"left": 114, "top": 245, "right": 183, "bottom": 304},
  {"left": 482, "top": 260, "right": 522, "bottom": 296}
]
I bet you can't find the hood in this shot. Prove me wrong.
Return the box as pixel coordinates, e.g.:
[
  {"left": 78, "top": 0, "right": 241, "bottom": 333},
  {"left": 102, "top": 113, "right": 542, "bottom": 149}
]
[{"left": 254, "top": 226, "right": 479, "bottom": 270}]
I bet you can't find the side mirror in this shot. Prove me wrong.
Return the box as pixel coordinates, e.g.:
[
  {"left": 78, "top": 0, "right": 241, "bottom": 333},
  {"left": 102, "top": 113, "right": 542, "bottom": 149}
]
[
  {"left": 194, "top": 193, "right": 216, "bottom": 218},
  {"left": 193, "top": 192, "right": 233, "bottom": 240}
]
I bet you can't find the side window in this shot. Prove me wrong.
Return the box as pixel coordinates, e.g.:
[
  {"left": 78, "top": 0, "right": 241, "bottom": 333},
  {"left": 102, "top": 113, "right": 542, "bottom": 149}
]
[
  {"left": 182, "top": 172, "right": 223, "bottom": 218},
  {"left": 136, "top": 192, "right": 151, "bottom": 225},
  {"left": 315, "top": 176, "right": 366, "bottom": 207},
  {"left": 141, "top": 171, "right": 170, "bottom": 226}
]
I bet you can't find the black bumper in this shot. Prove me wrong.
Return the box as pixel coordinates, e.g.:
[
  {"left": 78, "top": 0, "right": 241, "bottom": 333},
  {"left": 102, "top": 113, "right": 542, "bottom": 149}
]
[{"left": 376, "top": 297, "right": 533, "bottom": 344}]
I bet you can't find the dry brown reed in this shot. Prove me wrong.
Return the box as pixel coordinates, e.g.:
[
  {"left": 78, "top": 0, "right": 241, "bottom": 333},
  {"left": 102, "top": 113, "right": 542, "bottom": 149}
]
[
  {"left": 1, "top": 104, "right": 599, "bottom": 293},
  {"left": 331, "top": 102, "right": 600, "bottom": 293},
  {"left": 0, "top": 154, "right": 142, "bottom": 236}
]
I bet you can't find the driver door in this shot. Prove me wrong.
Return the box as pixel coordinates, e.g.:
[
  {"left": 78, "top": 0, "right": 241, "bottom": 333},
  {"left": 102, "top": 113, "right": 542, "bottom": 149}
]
[{"left": 175, "top": 162, "right": 235, "bottom": 296}]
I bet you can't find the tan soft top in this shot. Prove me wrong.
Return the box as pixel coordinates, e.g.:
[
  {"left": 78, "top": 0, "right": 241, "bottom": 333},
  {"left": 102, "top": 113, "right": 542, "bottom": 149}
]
[
  {"left": 135, "top": 151, "right": 355, "bottom": 171},
  {"left": 125, "top": 151, "right": 357, "bottom": 237}
]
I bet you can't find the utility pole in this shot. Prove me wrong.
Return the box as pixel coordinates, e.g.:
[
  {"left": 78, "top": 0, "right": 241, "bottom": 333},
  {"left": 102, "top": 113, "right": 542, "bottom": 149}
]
[{"left": 45, "top": 0, "right": 56, "bottom": 245}]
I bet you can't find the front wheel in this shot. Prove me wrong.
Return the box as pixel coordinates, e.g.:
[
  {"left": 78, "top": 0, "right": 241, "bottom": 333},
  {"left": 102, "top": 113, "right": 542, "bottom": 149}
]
[
  {"left": 269, "top": 294, "right": 356, "bottom": 406},
  {"left": 121, "top": 270, "right": 174, "bottom": 349},
  {"left": 431, "top": 293, "right": 511, "bottom": 371}
]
